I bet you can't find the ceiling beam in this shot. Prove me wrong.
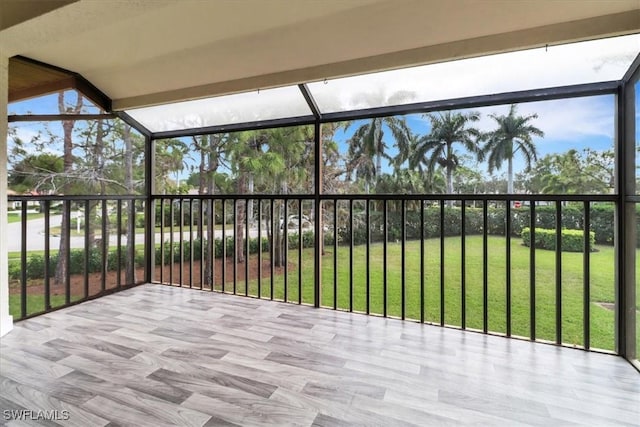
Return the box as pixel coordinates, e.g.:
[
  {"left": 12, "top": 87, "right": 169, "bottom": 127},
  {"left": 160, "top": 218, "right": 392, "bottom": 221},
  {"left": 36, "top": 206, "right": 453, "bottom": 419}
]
[{"left": 9, "top": 56, "right": 112, "bottom": 112}]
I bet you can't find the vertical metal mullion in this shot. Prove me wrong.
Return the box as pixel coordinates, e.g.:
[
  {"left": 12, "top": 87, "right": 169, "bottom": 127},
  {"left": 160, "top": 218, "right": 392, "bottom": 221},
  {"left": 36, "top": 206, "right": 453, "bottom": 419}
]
[
  {"left": 401, "top": 199, "right": 406, "bottom": 320},
  {"left": 64, "top": 200, "right": 71, "bottom": 305},
  {"left": 584, "top": 201, "right": 591, "bottom": 350},
  {"left": 144, "top": 136, "right": 155, "bottom": 285},
  {"left": 199, "top": 199, "right": 204, "bottom": 290},
  {"left": 483, "top": 200, "right": 488, "bottom": 334},
  {"left": 258, "top": 200, "right": 262, "bottom": 298},
  {"left": 210, "top": 199, "right": 216, "bottom": 291},
  {"left": 461, "top": 202, "right": 466, "bottom": 329},
  {"left": 420, "top": 199, "right": 425, "bottom": 323},
  {"left": 159, "top": 198, "right": 165, "bottom": 284},
  {"left": 83, "top": 200, "right": 90, "bottom": 298},
  {"left": 20, "top": 201, "right": 27, "bottom": 318},
  {"left": 158, "top": 199, "right": 163, "bottom": 285},
  {"left": 179, "top": 199, "right": 184, "bottom": 287},
  {"left": 555, "top": 201, "right": 563, "bottom": 345},
  {"left": 530, "top": 203, "right": 537, "bottom": 341},
  {"left": 333, "top": 200, "right": 338, "bottom": 310},
  {"left": 102, "top": 200, "right": 108, "bottom": 290},
  {"left": 383, "top": 199, "right": 388, "bottom": 317},
  {"left": 117, "top": 200, "right": 122, "bottom": 287},
  {"left": 124, "top": 200, "right": 132, "bottom": 286},
  {"left": 365, "top": 200, "right": 370, "bottom": 315},
  {"left": 298, "top": 199, "right": 302, "bottom": 304},
  {"left": 313, "top": 122, "right": 323, "bottom": 309},
  {"left": 222, "top": 200, "right": 226, "bottom": 293},
  {"left": 43, "top": 201, "right": 51, "bottom": 310},
  {"left": 245, "top": 198, "right": 250, "bottom": 297},
  {"left": 284, "top": 200, "right": 288, "bottom": 302},
  {"left": 506, "top": 201, "right": 512, "bottom": 337},
  {"left": 349, "top": 199, "right": 353, "bottom": 312},
  {"left": 440, "top": 199, "right": 445, "bottom": 327},
  {"left": 270, "top": 199, "right": 274, "bottom": 300},
  {"left": 189, "top": 199, "right": 194, "bottom": 289},
  {"left": 233, "top": 198, "right": 238, "bottom": 295},
  {"left": 169, "top": 199, "right": 174, "bottom": 286}
]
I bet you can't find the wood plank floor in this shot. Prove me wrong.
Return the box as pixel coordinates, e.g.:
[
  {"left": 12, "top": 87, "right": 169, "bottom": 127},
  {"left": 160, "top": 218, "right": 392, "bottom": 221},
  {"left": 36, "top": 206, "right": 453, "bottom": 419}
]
[{"left": 1, "top": 284, "right": 638, "bottom": 426}]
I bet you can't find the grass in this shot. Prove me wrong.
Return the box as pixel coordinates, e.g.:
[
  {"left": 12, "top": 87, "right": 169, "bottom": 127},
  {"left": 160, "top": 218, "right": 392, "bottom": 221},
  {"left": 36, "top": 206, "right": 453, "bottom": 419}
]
[
  {"left": 227, "top": 236, "right": 632, "bottom": 352},
  {"left": 11, "top": 235, "right": 640, "bottom": 354},
  {"left": 9, "top": 295, "right": 69, "bottom": 319}
]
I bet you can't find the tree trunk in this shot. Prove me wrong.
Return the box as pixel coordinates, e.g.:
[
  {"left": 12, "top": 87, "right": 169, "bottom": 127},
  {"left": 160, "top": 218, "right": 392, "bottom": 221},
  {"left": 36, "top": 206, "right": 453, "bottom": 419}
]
[
  {"left": 197, "top": 139, "right": 206, "bottom": 240},
  {"left": 235, "top": 174, "right": 246, "bottom": 264},
  {"left": 123, "top": 125, "right": 137, "bottom": 283},
  {"left": 507, "top": 157, "right": 514, "bottom": 194},
  {"left": 273, "top": 200, "right": 285, "bottom": 267},
  {"left": 446, "top": 166, "right": 454, "bottom": 207},
  {"left": 204, "top": 143, "right": 216, "bottom": 285},
  {"left": 55, "top": 91, "right": 82, "bottom": 285},
  {"left": 204, "top": 198, "right": 214, "bottom": 286}
]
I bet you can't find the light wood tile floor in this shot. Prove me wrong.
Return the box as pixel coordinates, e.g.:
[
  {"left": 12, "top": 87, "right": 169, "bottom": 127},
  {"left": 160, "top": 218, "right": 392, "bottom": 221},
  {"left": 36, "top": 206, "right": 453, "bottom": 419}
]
[{"left": 1, "top": 284, "right": 638, "bottom": 426}]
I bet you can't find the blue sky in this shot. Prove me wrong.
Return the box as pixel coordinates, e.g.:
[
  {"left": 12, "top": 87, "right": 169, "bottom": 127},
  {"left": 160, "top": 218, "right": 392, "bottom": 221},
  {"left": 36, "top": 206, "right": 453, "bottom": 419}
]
[
  {"left": 334, "top": 94, "right": 616, "bottom": 178},
  {"left": 5, "top": 88, "right": 628, "bottom": 184}
]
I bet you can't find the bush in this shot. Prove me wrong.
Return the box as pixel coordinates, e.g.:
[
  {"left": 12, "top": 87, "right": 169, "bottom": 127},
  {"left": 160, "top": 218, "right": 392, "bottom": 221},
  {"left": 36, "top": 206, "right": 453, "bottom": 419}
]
[
  {"left": 9, "top": 246, "right": 145, "bottom": 281},
  {"left": 521, "top": 227, "right": 595, "bottom": 252}
]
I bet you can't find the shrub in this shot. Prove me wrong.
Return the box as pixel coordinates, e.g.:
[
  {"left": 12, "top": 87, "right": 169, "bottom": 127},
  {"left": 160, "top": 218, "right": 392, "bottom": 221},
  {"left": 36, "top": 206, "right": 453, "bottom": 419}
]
[{"left": 521, "top": 227, "right": 595, "bottom": 252}]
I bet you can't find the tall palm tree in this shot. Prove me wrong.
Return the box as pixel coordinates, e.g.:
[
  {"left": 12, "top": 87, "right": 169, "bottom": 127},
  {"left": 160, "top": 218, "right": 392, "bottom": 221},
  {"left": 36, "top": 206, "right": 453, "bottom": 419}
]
[
  {"left": 409, "top": 111, "right": 481, "bottom": 196},
  {"left": 344, "top": 116, "right": 411, "bottom": 193},
  {"left": 481, "top": 104, "right": 544, "bottom": 193}
]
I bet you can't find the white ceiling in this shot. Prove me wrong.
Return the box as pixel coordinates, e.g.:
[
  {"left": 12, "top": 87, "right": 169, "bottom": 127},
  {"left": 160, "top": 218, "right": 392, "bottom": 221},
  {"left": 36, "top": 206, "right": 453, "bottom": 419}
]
[{"left": 1, "top": 0, "right": 639, "bottom": 110}]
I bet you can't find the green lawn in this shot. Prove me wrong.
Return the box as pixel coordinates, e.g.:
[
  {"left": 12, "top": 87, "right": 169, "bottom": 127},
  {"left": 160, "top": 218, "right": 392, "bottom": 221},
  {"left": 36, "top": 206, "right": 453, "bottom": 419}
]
[
  {"left": 228, "top": 236, "right": 633, "bottom": 352},
  {"left": 11, "top": 236, "right": 640, "bottom": 354},
  {"left": 9, "top": 294, "right": 70, "bottom": 319}
]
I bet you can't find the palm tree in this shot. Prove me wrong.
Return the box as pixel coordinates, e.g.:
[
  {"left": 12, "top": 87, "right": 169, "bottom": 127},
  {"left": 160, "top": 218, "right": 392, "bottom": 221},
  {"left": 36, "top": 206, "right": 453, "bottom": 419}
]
[
  {"left": 344, "top": 116, "right": 411, "bottom": 193},
  {"left": 481, "top": 104, "right": 544, "bottom": 193},
  {"left": 409, "top": 111, "right": 481, "bottom": 196}
]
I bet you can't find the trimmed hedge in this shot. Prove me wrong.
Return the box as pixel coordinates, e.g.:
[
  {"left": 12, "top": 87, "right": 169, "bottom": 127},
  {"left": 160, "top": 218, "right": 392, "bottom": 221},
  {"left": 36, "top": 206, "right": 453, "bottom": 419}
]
[
  {"left": 521, "top": 227, "right": 595, "bottom": 252},
  {"left": 155, "top": 230, "right": 321, "bottom": 263},
  {"left": 10, "top": 231, "right": 321, "bottom": 281},
  {"left": 336, "top": 203, "right": 637, "bottom": 247},
  {"left": 9, "top": 249, "right": 145, "bottom": 281}
]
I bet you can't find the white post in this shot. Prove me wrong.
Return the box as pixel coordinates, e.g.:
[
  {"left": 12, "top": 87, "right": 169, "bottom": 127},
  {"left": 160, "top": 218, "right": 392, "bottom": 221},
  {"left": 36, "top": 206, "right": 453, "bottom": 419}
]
[{"left": 0, "top": 54, "right": 13, "bottom": 336}]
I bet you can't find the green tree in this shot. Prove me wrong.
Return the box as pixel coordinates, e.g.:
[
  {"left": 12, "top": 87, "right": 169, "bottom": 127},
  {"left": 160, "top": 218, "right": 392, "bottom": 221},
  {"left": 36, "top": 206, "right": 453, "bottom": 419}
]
[
  {"left": 8, "top": 153, "right": 64, "bottom": 194},
  {"left": 520, "top": 149, "right": 612, "bottom": 195},
  {"left": 481, "top": 104, "right": 543, "bottom": 193},
  {"left": 55, "top": 91, "right": 83, "bottom": 285},
  {"left": 409, "top": 111, "right": 481, "bottom": 199},
  {"left": 343, "top": 116, "right": 411, "bottom": 192},
  {"left": 155, "top": 138, "right": 189, "bottom": 194}
]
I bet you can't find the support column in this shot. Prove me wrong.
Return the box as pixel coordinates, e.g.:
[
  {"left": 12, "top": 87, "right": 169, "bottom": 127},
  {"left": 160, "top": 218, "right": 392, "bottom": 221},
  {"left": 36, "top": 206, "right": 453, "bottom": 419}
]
[
  {"left": 0, "top": 55, "right": 13, "bottom": 336},
  {"left": 313, "top": 121, "right": 322, "bottom": 308}
]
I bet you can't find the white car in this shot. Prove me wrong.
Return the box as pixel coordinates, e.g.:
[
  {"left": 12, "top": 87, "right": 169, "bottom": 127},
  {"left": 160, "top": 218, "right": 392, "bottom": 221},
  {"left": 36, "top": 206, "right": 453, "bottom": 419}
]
[{"left": 280, "top": 215, "right": 312, "bottom": 230}]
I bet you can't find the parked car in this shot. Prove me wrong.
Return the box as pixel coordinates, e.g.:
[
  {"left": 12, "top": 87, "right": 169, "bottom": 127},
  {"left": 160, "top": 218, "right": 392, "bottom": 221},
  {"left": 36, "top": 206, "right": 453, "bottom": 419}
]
[{"left": 280, "top": 214, "right": 312, "bottom": 230}]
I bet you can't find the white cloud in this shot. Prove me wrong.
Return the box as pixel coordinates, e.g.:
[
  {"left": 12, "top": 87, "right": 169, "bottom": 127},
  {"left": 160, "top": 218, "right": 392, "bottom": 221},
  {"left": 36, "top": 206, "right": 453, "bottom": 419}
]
[
  {"left": 308, "top": 34, "right": 638, "bottom": 113},
  {"left": 471, "top": 96, "right": 614, "bottom": 143}
]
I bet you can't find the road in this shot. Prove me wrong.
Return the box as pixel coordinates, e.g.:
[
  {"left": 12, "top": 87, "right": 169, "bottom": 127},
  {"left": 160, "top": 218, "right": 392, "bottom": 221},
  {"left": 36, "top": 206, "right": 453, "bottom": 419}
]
[{"left": 6, "top": 216, "right": 297, "bottom": 252}]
